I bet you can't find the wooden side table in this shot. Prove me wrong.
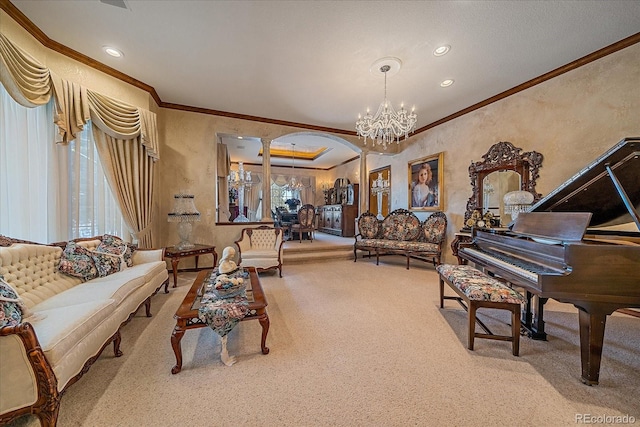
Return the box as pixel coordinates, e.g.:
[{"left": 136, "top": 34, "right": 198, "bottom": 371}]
[{"left": 164, "top": 244, "right": 218, "bottom": 291}]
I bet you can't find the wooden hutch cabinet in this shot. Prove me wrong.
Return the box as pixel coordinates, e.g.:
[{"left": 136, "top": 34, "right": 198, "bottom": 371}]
[
  {"left": 317, "top": 204, "right": 358, "bottom": 237},
  {"left": 317, "top": 183, "right": 359, "bottom": 237}
]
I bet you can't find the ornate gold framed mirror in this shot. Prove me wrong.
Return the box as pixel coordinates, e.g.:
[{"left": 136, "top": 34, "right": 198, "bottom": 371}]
[{"left": 464, "top": 141, "right": 543, "bottom": 226}]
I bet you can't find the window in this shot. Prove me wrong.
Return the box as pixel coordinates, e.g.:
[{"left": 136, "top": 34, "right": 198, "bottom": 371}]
[
  {"left": 271, "top": 183, "right": 300, "bottom": 211},
  {"left": 0, "top": 83, "right": 128, "bottom": 242},
  {"left": 69, "top": 124, "right": 129, "bottom": 240}
]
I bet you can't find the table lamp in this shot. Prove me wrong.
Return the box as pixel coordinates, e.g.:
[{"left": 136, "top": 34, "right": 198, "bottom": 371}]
[
  {"left": 167, "top": 192, "right": 201, "bottom": 249},
  {"left": 503, "top": 190, "right": 534, "bottom": 222}
]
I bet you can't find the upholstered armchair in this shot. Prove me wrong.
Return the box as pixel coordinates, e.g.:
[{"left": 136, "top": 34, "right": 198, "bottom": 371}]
[
  {"left": 290, "top": 204, "right": 315, "bottom": 243},
  {"left": 234, "top": 226, "right": 284, "bottom": 277}
]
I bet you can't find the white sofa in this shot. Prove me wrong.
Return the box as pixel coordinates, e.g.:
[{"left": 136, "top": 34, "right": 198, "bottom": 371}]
[
  {"left": 234, "top": 226, "right": 284, "bottom": 277},
  {"left": 0, "top": 237, "right": 168, "bottom": 426}
]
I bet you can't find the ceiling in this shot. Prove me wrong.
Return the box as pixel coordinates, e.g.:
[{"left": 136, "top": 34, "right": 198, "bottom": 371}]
[{"left": 8, "top": 0, "right": 640, "bottom": 168}]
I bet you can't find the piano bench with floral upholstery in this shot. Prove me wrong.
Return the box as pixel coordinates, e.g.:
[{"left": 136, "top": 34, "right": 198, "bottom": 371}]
[
  {"left": 353, "top": 209, "right": 447, "bottom": 270},
  {"left": 436, "top": 264, "right": 525, "bottom": 356}
]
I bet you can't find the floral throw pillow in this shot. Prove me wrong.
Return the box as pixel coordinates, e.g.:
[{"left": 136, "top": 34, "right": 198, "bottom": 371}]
[
  {"left": 97, "top": 234, "right": 136, "bottom": 267},
  {"left": 124, "top": 242, "right": 137, "bottom": 267},
  {"left": 91, "top": 251, "right": 122, "bottom": 277},
  {"left": 0, "top": 275, "right": 23, "bottom": 328},
  {"left": 58, "top": 242, "right": 99, "bottom": 281}
]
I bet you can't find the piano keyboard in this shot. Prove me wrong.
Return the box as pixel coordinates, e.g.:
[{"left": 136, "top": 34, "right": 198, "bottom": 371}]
[{"left": 460, "top": 247, "right": 539, "bottom": 282}]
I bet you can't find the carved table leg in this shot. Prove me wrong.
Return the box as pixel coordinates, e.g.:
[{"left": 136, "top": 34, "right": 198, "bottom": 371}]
[
  {"left": 171, "top": 258, "right": 180, "bottom": 288},
  {"left": 171, "top": 321, "right": 186, "bottom": 374},
  {"left": 258, "top": 313, "right": 270, "bottom": 355}
]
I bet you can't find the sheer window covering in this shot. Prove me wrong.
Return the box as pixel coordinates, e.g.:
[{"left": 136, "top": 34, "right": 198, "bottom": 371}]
[
  {"left": 0, "top": 83, "right": 61, "bottom": 243},
  {"left": 0, "top": 83, "right": 128, "bottom": 242},
  {"left": 71, "top": 123, "right": 129, "bottom": 240}
]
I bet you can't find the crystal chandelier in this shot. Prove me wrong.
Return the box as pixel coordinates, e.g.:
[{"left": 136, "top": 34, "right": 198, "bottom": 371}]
[
  {"left": 285, "top": 143, "right": 306, "bottom": 191},
  {"left": 355, "top": 59, "right": 417, "bottom": 150}
]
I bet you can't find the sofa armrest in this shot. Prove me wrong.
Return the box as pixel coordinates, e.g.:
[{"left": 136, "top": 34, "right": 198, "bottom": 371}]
[
  {"left": 132, "top": 248, "right": 165, "bottom": 265},
  {"left": 0, "top": 323, "right": 59, "bottom": 425}
]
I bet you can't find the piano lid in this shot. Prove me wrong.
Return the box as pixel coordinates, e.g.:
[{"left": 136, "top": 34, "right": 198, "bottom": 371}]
[{"left": 529, "top": 137, "right": 640, "bottom": 229}]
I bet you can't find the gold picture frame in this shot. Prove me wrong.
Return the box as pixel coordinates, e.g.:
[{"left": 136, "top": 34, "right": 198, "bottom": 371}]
[{"left": 408, "top": 152, "right": 444, "bottom": 211}]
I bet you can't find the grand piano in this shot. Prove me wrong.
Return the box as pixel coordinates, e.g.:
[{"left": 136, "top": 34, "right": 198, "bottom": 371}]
[{"left": 459, "top": 137, "right": 640, "bottom": 385}]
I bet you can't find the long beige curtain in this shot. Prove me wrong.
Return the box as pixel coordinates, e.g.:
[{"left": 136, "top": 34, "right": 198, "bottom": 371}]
[
  {"left": 93, "top": 132, "right": 155, "bottom": 247},
  {"left": 246, "top": 173, "right": 262, "bottom": 221},
  {"left": 217, "top": 143, "right": 230, "bottom": 221},
  {"left": 0, "top": 31, "right": 160, "bottom": 247}
]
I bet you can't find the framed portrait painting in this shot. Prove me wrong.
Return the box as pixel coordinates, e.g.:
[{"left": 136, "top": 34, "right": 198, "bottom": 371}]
[{"left": 408, "top": 152, "right": 443, "bottom": 211}]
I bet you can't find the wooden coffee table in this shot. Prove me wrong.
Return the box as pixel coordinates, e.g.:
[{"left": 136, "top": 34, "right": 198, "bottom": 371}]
[{"left": 170, "top": 268, "right": 269, "bottom": 374}]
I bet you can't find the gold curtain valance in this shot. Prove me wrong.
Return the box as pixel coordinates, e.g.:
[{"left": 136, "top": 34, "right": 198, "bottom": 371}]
[
  {"left": 0, "top": 32, "right": 159, "bottom": 160},
  {"left": 87, "top": 90, "right": 159, "bottom": 160},
  {"left": 54, "top": 78, "right": 90, "bottom": 143},
  {"left": 0, "top": 32, "right": 53, "bottom": 107}
]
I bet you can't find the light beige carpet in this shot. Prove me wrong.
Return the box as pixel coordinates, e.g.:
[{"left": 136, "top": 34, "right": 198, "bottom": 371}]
[{"left": 10, "top": 258, "right": 640, "bottom": 426}]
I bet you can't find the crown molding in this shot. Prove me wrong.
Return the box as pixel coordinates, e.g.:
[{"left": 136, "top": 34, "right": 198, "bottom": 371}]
[{"left": 160, "top": 102, "right": 356, "bottom": 136}]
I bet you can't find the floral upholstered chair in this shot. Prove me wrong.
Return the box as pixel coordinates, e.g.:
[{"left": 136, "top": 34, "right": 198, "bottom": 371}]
[
  {"left": 414, "top": 211, "right": 448, "bottom": 266},
  {"left": 290, "top": 204, "right": 316, "bottom": 243}
]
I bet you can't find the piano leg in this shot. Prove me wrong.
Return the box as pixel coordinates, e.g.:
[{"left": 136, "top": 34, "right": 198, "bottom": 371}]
[
  {"left": 523, "top": 292, "right": 548, "bottom": 340},
  {"left": 523, "top": 291, "right": 534, "bottom": 330},
  {"left": 577, "top": 307, "right": 609, "bottom": 386}
]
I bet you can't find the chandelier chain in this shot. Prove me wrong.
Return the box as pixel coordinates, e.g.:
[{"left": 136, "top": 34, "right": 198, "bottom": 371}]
[{"left": 286, "top": 143, "right": 306, "bottom": 190}]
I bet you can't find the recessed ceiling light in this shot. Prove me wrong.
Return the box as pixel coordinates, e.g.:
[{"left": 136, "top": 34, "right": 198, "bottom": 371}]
[
  {"left": 440, "top": 79, "right": 454, "bottom": 88},
  {"left": 433, "top": 45, "right": 450, "bottom": 57},
  {"left": 102, "top": 46, "right": 123, "bottom": 58}
]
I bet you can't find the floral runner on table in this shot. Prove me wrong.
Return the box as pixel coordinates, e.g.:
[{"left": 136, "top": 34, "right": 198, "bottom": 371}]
[{"left": 198, "top": 268, "right": 250, "bottom": 337}]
